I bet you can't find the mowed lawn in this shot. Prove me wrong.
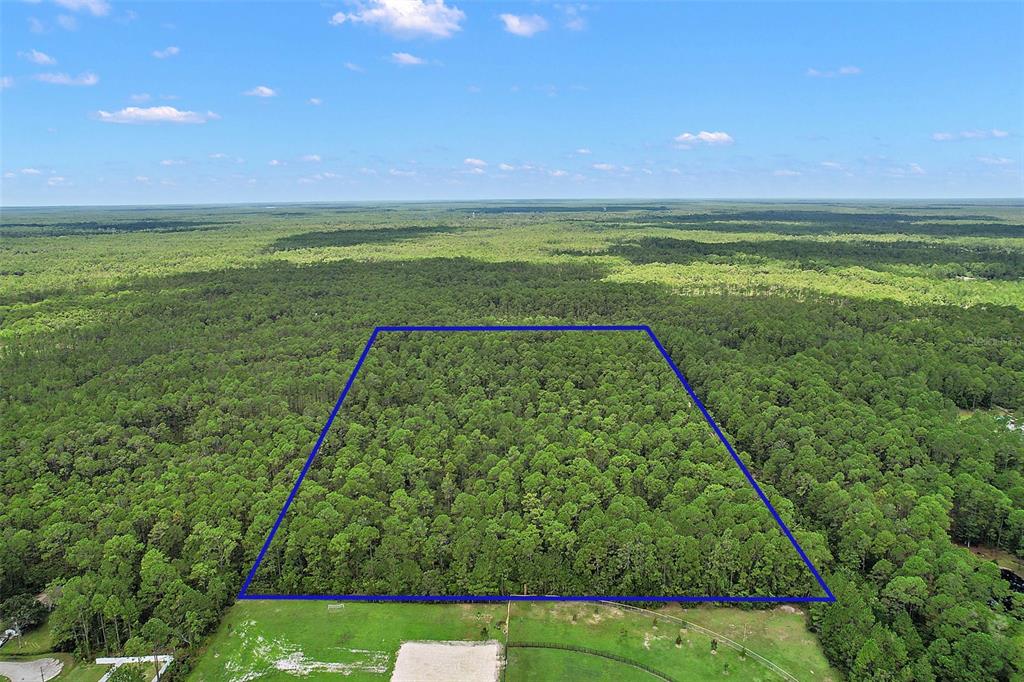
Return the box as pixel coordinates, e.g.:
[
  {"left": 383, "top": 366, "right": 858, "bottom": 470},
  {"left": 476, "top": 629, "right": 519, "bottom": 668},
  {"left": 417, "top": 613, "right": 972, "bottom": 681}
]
[{"left": 189, "top": 600, "right": 838, "bottom": 681}]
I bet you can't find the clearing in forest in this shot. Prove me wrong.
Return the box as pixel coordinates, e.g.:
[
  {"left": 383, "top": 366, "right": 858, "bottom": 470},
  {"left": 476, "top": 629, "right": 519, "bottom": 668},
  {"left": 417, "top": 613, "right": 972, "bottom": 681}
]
[{"left": 240, "top": 326, "right": 832, "bottom": 601}]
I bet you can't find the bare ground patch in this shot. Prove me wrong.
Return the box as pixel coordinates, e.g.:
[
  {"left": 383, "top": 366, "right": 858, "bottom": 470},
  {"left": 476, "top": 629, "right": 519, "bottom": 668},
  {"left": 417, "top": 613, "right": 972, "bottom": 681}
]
[{"left": 391, "top": 640, "right": 501, "bottom": 682}]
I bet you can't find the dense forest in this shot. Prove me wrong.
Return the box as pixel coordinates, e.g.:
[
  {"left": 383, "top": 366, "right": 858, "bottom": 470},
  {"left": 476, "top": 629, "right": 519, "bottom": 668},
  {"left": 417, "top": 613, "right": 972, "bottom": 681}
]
[
  {"left": 249, "top": 331, "right": 826, "bottom": 598},
  {"left": 1, "top": 202, "right": 1022, "bottom": 680}
]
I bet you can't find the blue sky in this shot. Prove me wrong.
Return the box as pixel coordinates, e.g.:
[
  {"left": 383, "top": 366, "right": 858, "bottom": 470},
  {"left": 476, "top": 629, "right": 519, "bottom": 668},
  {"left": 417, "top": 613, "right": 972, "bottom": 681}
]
[{"left": 1, "top": 0, "right": 1021, "bottom": 205}]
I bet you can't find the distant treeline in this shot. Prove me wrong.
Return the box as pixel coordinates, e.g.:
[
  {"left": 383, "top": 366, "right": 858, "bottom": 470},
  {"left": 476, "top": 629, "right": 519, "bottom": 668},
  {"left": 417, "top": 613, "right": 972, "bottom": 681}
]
[
  {"left": 606, "top": 209, "right": 1023, "bottom": 238},
  {"left": 594, "top": 237, "right": 1024, "bottom": 280},
  {"left": 0, "top": 219, "right": 236, "bottom": 237}
]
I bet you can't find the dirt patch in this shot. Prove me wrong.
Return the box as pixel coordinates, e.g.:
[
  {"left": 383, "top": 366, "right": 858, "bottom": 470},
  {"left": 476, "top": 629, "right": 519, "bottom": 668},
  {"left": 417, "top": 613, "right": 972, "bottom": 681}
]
[
  {"left": 274, "top": 651, "right": 389, "bottom": 676},
  {"left": 0, "top": 658, "right": 63, "bottom": 682},
  {"left": 585, "top": 604, "right": 625, "bottom": 625},
  {"left": 391, "top": 640, "right": 501, "bottom": 682},
  {"left": 642, "top": 631, "right": 670, "bottom": 650}
]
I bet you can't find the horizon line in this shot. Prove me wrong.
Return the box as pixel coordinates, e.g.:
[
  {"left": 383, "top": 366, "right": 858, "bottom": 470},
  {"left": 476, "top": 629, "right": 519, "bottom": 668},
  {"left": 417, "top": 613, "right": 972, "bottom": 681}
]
[{"left": 3, "top": 196, "right": 1023, "bottom": 210}]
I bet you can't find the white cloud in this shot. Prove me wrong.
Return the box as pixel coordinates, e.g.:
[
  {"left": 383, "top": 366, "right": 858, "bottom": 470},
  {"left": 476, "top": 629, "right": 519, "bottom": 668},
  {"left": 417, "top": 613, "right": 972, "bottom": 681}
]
[
  {"left": 159, "top": 159, "right": 185, "bottom": 166},
  {"left": 932, "top": 129, "right": 1011, "bottom": 141},
  {"left": 389, "top": 168, "right": 416, "bottom": 176},
  {"left": 21, "top": 168, "right": 43, "bottom": 175},
  {"left": 302, "top": 154, "right": 322, "bottom": 162},
  {"left": 129, "top": 93, "right": 152, "bottom": 103},
  {"left": 56, "top": 14, "right": 78, "bottom": 30},
  {"left": 330, "top": 0, "right": 465, "bottom": 39},
  {"left": 463, "top": 157, "right": 487, "bottom": 167},
  {"left": 35, "top": 71, "right": 98, "bottom": 86},
  {"left": 29, "top": 17, "right": 46, "bottom": 33},
  {"left": 209, "top": 153, "right": 229, "bottom": 159},
  {"left": 391, "top": 52, "right": 425, "bottom": 66},
  {"left": 820, "top": 161, "right": 844, "bottom": 170},
  {"left": 298, "top": 172, "right": 341, "bottom": 183},
  {"left": 550, "top": 169, "right": 568, "bottom": 177},
  {"left": 135, "top": 175, "right": 151, "bottom": 183},
  {"left": 885, "top": 162, "right": 927, "bottom": 177},
  {"left": 499, "top": 13, "right": 549, "bottom": 37},
  {"left": 674, "top": 130, "right": 734, "bottom": 148},
  {"left": 575, "top": 147, "right": 591, "bottom": 155},
  {"left": 0, "top": 76, "right": 13, "bottom": 89},
  {"left": 344, "top": 62, "right": 364, "bottom": 73},
  {"left": 47, "top": 175, "right": 68, "bottom": 186},
  {"left": 3, "top": 172, "right": 15, "bottom": 179},
  {"left": 498, "top": 163, "right": 515, "bottom": 171},
  {"left": 95, "top": 106, "right": 218, "bottom": 124},
  {"left": 243, "top": 85, "right": 277, "bottom": 97},
  {"left": 977, "top": 155, "right": 1014, "bottom": 166},
  {"left": 308, "top": 97, "right": 322, "bottom": 105},
  {"left": 772, "top": 169, "right": 801, "bottom": 177},
  {"left": 19, "top": 49, "right": 57, "bottom": 65},
  {"left": 592, "top": 162, "right": 615, "bottom": 171},
  {"left": 152, "top": 46, "right": 180, "bottom": 59},
  {"left": 268, "top": 159, "right": 285, "bottom": 166},
  {"left": 807, "top": 65, "right": 862, "bottom": 78},
  {"left": 563, "top": 4, "right": 587, "bottom": 31},
  {"left": 54, "top": 0, "right": 110, "bottom": 16},
  {"left": 467, "top": 167, "right": 485, "bottom": 175}
]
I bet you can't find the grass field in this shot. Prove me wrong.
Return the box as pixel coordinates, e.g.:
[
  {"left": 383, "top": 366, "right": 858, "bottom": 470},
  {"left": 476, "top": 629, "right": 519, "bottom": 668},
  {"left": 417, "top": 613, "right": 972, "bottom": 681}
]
[
  {"left": 189, "top": 600, "right": 838, "bottom": 681},
  {"left": 505, "top": 647, "right": 654, "bottom": 681}
]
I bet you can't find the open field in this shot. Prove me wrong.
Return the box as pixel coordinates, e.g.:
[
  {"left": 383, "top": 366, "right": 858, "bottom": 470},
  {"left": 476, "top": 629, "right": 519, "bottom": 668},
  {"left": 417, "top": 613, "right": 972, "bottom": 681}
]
[{"left": 188, "top": 600, "right": 837, "bottom": 681}]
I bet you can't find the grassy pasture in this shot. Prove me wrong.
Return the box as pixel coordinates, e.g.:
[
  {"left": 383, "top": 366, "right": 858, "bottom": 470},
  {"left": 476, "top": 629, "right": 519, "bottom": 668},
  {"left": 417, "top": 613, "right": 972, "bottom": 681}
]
[{"left": 188, "top": 600, "right": 838, "bottom": 681}]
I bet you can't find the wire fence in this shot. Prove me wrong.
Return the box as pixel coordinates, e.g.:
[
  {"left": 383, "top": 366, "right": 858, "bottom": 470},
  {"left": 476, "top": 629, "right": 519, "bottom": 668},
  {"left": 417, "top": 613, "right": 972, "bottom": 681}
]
[
  {"left": 598, "top": 601, "right": 799, "bottom": 682},
  {"left": 506, "top": 641, "right": 677, "bottom": 682}
]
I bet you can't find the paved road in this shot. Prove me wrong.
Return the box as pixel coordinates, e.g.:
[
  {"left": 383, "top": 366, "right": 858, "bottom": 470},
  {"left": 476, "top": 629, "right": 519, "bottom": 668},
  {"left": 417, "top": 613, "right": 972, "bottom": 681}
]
[{"left": 0, "top": 658, "right": 64, "bottom": 682}]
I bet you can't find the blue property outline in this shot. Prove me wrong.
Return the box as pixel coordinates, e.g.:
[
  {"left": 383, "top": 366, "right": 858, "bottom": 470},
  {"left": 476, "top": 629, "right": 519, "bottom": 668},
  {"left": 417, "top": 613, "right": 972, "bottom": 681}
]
[{"left": 238, "top": 325, "right": 835, "bottom": 603}]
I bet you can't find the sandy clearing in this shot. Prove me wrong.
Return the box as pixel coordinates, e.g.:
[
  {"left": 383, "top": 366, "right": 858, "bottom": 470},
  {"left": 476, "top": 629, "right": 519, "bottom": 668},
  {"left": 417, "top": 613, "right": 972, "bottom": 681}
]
[
  {"left": 0, "top": 658, "right": 63, "bottom": 682},
  {"left": 391, "top": 641, "right": 501, "bottom": 682}
]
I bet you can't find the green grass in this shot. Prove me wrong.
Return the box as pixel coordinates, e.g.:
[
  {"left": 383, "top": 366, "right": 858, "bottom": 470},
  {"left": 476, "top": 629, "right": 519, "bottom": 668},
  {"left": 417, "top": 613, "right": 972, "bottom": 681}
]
[
  {"left": 506, "top": 646, "right": 658, "bottom": 681},
  {"left": 673, "top": 605, "right": 838, "bottom": 681},
  {"left": 1, "top": 622, "right": 54, "bottom": 655},
  {"left": 509, "top": 602, "right": 838, "bottom": 682},
  {"left": 189, "top": 600, "right": 839, "bottom": 681},
  {"left": 189, "top": 601, "right": 507, "bottom": 681}
]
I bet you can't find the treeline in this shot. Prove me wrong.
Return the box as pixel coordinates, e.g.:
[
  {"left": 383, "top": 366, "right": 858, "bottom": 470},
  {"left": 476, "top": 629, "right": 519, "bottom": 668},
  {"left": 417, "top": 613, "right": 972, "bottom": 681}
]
[
  {"left": 1, "top": 253, "right": 1022, "bottom": 679},
  {"left": 612, "top": 208, "right": 1024, "bottom": 238},
  {"left": 605, "top": 236, "right": 1024, "bottom": 281}
]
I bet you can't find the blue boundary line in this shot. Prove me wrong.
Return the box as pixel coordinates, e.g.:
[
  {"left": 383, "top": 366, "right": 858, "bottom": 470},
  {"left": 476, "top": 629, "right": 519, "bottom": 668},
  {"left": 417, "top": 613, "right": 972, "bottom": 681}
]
[{"left": 238, "top": 325, "right": 834, "bottom": 603}]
